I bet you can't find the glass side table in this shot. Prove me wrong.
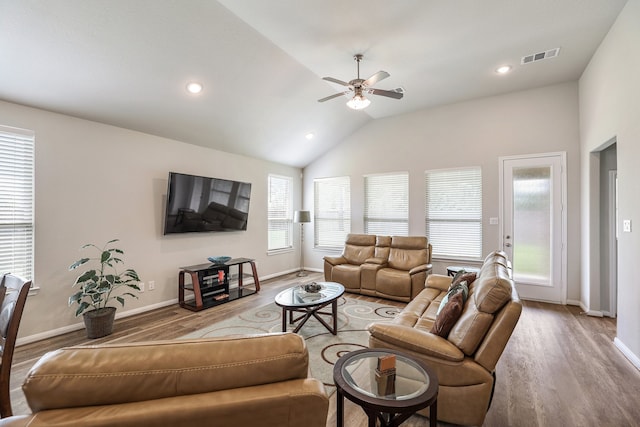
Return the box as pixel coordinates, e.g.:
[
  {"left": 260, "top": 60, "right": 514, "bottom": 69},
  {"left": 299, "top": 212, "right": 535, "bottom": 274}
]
[{"left": 333, "top": 348, "right": 438, "bottom": 427}]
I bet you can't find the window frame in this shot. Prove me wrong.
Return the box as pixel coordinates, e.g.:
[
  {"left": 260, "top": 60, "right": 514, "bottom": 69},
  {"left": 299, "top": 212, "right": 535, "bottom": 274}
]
[
  {"left": 364, "top": 171, "right": 409, "bottom": 236},
  {"left": 314, "top": 176, "right": 351, "bottom": 250},
  {"left": 425, "top": 166, "right": 482, "bottom": 261},
  {"left": 0, "top": 125, "right": 35, "bottom": 281},
  {"left": 267, "top": 174, "right": 293, "bottom": 253}
]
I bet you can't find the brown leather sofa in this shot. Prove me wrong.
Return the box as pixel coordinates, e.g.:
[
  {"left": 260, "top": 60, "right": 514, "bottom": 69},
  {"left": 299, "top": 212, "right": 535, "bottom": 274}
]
[
  {"left": 0, "top": 333, "right": 328, "bottom": 427},
  {"left": 368, "top": 251, "right": 522, "bottom": 426},
  {"left": 324, "top": 234, "right": 432, "bottom": 302}
]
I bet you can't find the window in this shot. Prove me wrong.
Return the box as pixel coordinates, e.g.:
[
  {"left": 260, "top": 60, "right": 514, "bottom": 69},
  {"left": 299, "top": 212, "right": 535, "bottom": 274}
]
[
  {"left": 425, "top": 167, "right": 482, "bottom": 259},
  {"left": 267, "top": 174, "right": 293, "bottom": 252},
  {"left": 364, "top": 172, "right": 409, "bottom": 236},
  {"left": 0, "top": 126, "right": 35, "bottom": 280},
  {"left": 314, "top": 176, "right": 350, "bottom": 249}
]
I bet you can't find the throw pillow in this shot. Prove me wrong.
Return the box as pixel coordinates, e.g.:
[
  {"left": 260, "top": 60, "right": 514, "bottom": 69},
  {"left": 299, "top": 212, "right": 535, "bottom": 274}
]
[
  {"left": 430, "top": 292, "right": 464, "bottom": 338},
  {"left": 451, "top": 270, "right": 477, "bottom": 289},
  {"left": 436, "top": 280, "right": 469, "bottom": 315}
]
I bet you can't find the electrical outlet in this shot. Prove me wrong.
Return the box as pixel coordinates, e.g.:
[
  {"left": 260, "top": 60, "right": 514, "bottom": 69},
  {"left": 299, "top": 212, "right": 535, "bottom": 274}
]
[
  {"left": 148, "top": 281, "right": 155, "bottom": 291},
  {"left": 623, "top": 219, "right": 632, "bottom": 232},
  {"left": 139, "top": 282, "right": 145, "bottom": 292}
]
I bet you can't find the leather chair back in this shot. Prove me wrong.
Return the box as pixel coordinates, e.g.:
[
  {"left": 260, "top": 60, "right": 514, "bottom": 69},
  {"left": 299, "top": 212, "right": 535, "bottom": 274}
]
[{"left": 387, "top": 236, "right": 428, "bottom": 270}]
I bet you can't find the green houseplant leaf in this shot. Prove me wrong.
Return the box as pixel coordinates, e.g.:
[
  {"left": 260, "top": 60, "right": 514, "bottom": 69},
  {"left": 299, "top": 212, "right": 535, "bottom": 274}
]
[{"left": 68, "top": 239, "right": 141, "bottom": 316}]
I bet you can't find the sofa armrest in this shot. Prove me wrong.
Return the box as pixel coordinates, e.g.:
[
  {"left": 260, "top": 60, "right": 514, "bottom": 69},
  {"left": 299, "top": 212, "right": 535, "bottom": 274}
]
[
  {"left": 364, "top": 257, "right": 388, "bottom": 266},
  {"left": 367, "top": 323, "right": 464, "bottom": 362},
  {"left": 323, "top": 255, "right": 347, "bottom": 266},
  {"left": 23, "top": 333, "right": 309, "bottom": 412},
  {"left": 425, "top": 274, "right": 452, "bottom": 292},
  {"left": 409, "top": 264, "right": 429, "bottom": 275}
]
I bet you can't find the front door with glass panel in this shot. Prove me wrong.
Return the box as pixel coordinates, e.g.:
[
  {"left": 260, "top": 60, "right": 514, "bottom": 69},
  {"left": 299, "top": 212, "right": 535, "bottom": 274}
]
[{"left": 500, "top": 153, "right": 566, "bottom": 303}]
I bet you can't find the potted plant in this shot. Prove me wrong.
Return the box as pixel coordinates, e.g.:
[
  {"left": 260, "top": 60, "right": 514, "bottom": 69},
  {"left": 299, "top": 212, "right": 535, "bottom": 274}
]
[{"left": 69, "top": 239, "right": 141, "bottom": 338}]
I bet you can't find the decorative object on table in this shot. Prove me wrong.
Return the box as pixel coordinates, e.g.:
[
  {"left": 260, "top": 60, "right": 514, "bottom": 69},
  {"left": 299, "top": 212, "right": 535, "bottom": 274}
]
[
  {"left": 375, "top": 354, "right": 397, "bottom": 396},
  {"left": 304, "top": 282, "right": 322, "bottom": 293},
  {"left": 294, "top": 210, "right": 311, "bottom": 277},
  {"left": 208, "top": 256, "right": 231, "bottom": 264},
  {"left": 68, "top": 239, "right": 141, "bottom": 339}
]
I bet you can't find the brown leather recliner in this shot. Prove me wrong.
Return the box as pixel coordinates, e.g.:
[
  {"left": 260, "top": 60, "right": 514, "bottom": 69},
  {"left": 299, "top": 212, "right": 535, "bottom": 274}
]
[
  {"left": 368, "top": 251, "right": 522, "bottom": 426},
  {"left": 324, "top": 234, "right": 432, "bottom": 302},
  {"left": 0, "top": 333, "right": 329, "bottom": 427}
]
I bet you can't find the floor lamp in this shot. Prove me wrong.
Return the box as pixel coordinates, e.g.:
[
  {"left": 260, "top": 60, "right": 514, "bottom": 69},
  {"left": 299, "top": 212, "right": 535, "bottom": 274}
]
[{"left": 294, "top": 210, "right": 311, "bottom": 277}]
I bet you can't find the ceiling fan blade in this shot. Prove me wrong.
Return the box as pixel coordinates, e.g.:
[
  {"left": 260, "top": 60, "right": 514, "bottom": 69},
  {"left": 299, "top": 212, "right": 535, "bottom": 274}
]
[
  {"left": 367, "top": 87, "right": 404, "bottom": 99},
  {"left": 363, "top": 71, "right": 390, "bottom": 87},
  {"left": 322, "top": 76, "right": 350, "bottom": 86},
  {"left": 318, "top": 91, "right": 350, "bottom": 102}
]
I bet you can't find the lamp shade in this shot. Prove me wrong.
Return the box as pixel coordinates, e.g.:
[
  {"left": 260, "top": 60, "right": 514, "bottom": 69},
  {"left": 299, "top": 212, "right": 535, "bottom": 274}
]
[{"left": 294, "top": 210, "right": 311, "bottom": 223}]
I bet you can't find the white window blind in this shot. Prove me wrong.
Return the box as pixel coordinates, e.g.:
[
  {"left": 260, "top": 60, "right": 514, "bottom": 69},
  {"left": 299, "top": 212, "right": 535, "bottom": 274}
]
[
  {"left": 425, "top": 167, "right": 482, "bottom": 259},
  {"left": 0, "top": 126, "right": 34, "bottom": 280},
  {"left": 364, "top": 172, "right": 409, "bottom": 236},
  {"left": 314, "top": 176, "right": 350, "bottom": 249},
  {"left": 267, "top": 174, "right": 292, "bottom": 251}
]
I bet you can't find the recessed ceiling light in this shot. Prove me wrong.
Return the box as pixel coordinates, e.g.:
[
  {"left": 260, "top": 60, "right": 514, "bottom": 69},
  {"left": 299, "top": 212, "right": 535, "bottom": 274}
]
[
  {"left": 186, "top": 82, "right": 203, "bottom": 94},
  {"left": 305, "top": 132, "right": 315, "bottom": 140},
  {"left": 496, "top": 65, "right": 512, "bottom": 74}
]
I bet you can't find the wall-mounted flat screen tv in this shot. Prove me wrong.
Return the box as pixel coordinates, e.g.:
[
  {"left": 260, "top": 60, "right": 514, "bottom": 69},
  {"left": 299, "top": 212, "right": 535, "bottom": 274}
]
[{"left": 163, "top": 172, "right": 252, "bottom": 235}]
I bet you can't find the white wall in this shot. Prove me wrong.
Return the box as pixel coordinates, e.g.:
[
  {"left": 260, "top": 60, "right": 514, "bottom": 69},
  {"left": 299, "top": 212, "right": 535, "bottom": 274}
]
[
  {"left": 579, "top": 0, "right": 640, "bottom": 367},
  {"left": 303, "top": 82, "right": 582, "bottom": 301},
  {"left": 0, "top": 100, "right": 302, "bottom": 342}
]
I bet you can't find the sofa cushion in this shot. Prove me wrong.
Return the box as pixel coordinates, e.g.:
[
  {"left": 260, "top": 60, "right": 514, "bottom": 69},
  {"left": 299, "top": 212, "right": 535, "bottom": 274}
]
[
  {"left": 430, "top": 292, "right": 464, "bottom": 337},
  {"left": 376, "top": 268, "right": 412, "bottom": 299},
  {"left": 387, "top": 236, "right": 428, "bottom": 270},
  {"left": 22, "top": 333, "right": 309, "bottom": 412},
  {"left": 374, "top": 235, "right": 391, "bottom": 259},
  {"left": 342, "top": 234, "right": 376, "bottom": 265},
  {"left": 474, "top": 264, "right": 513, "bottom": 314},
  {"left": 332, "top": 265, "right": 362, "bottom": 290}
]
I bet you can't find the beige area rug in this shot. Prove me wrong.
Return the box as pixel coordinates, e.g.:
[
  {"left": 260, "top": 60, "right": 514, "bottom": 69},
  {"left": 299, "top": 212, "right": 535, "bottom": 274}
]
[{"left": 180, "top": 296, "right": 400, "bottom": 393}]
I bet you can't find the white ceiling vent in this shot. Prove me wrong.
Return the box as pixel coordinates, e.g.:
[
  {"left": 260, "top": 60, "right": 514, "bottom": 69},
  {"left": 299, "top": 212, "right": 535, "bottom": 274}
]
[{"left": 521, "top": 48, "right": 560, "bottom": 65}]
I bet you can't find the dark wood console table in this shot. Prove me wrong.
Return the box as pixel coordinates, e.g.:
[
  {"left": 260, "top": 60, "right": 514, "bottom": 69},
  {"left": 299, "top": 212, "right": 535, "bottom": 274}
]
[{"left": 178, "top": 257, "right": 260, "bottom": 311}]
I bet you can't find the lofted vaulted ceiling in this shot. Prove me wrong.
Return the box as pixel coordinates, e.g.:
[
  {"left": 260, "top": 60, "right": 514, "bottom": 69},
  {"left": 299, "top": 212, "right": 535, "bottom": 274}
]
[{"left": 0, "top": 0, "right": 628, "bottom": 167}]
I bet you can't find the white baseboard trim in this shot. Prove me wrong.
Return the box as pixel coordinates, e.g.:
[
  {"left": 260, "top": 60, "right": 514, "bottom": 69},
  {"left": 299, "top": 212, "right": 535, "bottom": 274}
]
[
  {"left": 17, "top": 299, "right": 178, "bottom": 346},
  {"left": 567, "top": 299, "right": 604, "bottom": 317},
  {"left": 614, "top": 337, "right": 640, "bottom": 371},
  {"left": 17, "top": 268, "right": 326, "bottom": 347}
]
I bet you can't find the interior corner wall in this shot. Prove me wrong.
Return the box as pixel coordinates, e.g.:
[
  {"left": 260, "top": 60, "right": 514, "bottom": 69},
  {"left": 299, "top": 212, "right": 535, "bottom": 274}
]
[
  {"left": 303, "top": 81, "right": 582, "bottom": 303},
  {"left": 579, "top": 0, "right": 640, "bottom": 365},
  {"left": 0, "top": 100, "right": 302, "bottom": 342}
]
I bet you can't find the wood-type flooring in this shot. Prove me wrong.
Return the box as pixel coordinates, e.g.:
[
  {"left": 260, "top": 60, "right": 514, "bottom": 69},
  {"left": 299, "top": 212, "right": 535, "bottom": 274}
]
[{"left": 9, "top": 271, "right": 640, "bottom": 426}]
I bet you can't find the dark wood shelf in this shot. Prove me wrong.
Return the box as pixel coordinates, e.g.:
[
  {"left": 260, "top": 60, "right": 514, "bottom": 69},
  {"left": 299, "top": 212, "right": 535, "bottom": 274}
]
[{"left": 178, "top": 258, "right": 260, "bottom": 312}]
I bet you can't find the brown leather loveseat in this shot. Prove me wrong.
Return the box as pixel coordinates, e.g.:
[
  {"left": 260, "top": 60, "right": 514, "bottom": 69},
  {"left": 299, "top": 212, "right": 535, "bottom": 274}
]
[
  {"left": 324, "top": 234, "right": 432, "bottom": 302},
  {"left": 368, "top": 251, "right": 522, "bottom": 426},
  {"left": 0, "top": 333, "right": 328, "bottom": 427}
]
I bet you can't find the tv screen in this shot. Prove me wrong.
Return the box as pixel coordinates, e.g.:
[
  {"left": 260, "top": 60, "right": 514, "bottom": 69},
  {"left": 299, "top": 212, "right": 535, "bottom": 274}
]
[{"left": 164, "top": 172, "right": 252, "bottom": 235}]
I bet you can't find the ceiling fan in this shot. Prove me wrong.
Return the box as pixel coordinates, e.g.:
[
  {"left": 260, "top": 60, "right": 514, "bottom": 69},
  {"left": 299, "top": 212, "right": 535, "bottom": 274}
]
[{"left": 318, "top": 54, "right": 404, "bottom": 110}]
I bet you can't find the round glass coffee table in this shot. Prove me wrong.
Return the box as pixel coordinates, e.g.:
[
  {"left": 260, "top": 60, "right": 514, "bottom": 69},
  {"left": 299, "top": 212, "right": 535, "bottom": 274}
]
[
  {"left": 274, "top": 281, "right": 344, "bottom": 335},
  {"left": 333, "top": 348, "right": 438, "bottom": 427}
]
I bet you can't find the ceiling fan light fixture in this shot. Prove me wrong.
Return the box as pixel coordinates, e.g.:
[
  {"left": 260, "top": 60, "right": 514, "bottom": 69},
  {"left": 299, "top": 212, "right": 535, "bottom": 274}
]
[{"left": 346, "top": 94, "right": 371, "bottom": 110}]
